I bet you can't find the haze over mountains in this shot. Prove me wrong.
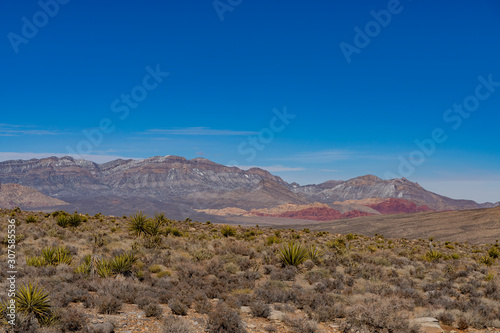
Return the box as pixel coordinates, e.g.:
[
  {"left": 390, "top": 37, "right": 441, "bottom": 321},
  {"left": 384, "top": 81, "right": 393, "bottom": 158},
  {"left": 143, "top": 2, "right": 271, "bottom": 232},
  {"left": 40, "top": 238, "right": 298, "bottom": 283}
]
[{"left": 0, "top": 156, "right": 498, "bottom": 221}]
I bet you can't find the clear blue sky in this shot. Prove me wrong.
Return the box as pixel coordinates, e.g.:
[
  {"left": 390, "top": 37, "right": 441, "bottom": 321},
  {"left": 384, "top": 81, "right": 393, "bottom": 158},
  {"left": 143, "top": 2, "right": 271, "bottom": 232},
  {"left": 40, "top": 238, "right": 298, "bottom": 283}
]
[{"left": 1, "top": 0, "right": 499, "bottom": 202}]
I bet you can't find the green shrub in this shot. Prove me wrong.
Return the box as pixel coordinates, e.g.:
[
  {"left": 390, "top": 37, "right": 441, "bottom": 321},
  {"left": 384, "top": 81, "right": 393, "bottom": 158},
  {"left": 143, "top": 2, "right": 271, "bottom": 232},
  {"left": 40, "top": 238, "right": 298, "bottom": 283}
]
[
  {"left": 68, "top": 213, "right": 83, "bottom": 227},
  {"left": 278, "top": 242, "right": 308, "bottom": 267},
  {"left": 109, "top": 252, "right": 137, "bottom": 276}
]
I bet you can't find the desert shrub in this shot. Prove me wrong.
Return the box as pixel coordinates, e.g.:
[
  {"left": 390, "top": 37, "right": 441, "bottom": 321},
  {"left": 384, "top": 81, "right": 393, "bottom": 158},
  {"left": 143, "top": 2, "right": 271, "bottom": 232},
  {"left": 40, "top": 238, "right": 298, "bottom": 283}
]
[
  {"left": 194, "top": 297, "right": 212, "bottom": 314},
  {"left": 284, "top": 314, "right": 318, "bottom": 333},
  {"left": 457, "top": 316, "right": 469, "bottom": 330},
  {"left": 341, "top": 296, "right": 420, "bottom": 333},
  {"left": 97, "top": 295, "right": 122, "bottom": 314},
  {"left": 250, "top": 300, "right": 271, "bottom": 318},
  {"left": 437, "top": 311, "right": 455, "bottom": 326},
  {"left": 305, "top": 268, "right": 329, "bottom": 285},
  {"left": 270, "top": 266, "right": 296, "bottom": 281},
  {"left": 15, "top": 283, "right": 52, "bottom": 322},
  {"left": 136, "top": 296, "right": 155, "bottom": 309},
  {"left": 144, "top": 303, "right": 163, "bottom": 318},
  {"left": 163, "top": 315, "right": 195, "bottom": 333},
  {"left": 59, "top": 308, "right": 87, "bottom": 331},
  {"left": 255, "top": 281, "right": 292, "bottom": 303},
  {"left": 221, "top": 225, "right": 237, "bottom": 237},
  {"left": 168, "top": 298, "right": 188, "bottom": 316},
  {"left": 84, "top": 321, "right": 115, "bottom": 333},
  {"left": 278, "top": 242, "right": 308, "bottom": 267},
  {"left": 206, "top": 302, "right": 246, "bottom": 333}
]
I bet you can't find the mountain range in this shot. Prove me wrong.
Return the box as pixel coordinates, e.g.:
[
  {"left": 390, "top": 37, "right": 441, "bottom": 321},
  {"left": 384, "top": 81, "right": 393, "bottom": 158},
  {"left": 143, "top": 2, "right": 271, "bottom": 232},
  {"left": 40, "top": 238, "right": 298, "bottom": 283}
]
[{"left": 0, "top": 156, "right": 498, "bottom": 221}]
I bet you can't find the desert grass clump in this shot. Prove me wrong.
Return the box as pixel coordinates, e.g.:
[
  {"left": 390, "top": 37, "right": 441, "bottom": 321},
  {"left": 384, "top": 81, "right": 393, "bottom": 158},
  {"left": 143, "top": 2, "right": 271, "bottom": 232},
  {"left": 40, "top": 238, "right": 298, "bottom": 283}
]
[
  {"left": 278, "top": 242, "right": 308, "bottom": 267},
  {"left": 15, "top": 283, "right": 51, "bottom": 322}
]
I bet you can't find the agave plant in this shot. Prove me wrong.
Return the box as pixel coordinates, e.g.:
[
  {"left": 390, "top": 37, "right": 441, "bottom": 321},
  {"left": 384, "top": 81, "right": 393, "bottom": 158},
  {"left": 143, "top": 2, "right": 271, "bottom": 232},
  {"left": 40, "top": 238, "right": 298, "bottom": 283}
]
[
  {"left": 424, "top": 249, "right": 444, "bottom": 262},
  {"left": 128, "top": 211, "right": 150, "bottom": 237},
  {"left": 15, "top": 283, "right": 51, "bottom": 321},
  {"left": 278, "top": 242, "right": 308, "bottom": 267}
]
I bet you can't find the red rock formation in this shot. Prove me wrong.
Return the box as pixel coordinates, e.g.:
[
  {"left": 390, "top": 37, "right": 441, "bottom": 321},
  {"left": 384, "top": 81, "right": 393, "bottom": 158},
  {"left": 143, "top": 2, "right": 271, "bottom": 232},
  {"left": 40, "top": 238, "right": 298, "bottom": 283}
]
[
  {"left": 367, "top": 198, "right": 433, "bottom": 214},
  {"left": 252, "top": 206, "right": 373, "bottom": 221}
]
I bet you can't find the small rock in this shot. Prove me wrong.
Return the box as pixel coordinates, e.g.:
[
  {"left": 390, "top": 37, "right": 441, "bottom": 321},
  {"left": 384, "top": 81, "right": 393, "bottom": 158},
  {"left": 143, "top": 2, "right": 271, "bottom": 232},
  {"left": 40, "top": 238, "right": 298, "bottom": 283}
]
[
  {"left": 411, "top": 317, "right": 443, "bottom": 333},
  {"left": 268, "top": 310, "right": 285, "bottom": 321},
  {"left": 240, "top": 306, "right": 251, "bottom": 314}
]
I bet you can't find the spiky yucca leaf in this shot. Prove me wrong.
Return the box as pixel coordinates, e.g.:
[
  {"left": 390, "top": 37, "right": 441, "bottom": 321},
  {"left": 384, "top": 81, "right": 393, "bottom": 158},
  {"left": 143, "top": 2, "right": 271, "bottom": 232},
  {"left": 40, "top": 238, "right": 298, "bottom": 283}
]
[
  {"left": 278, "top": 242, "right": 308, "bottom": 267},
  {"left": 15, "top": 283, "right": 51, "bottom": 320},
  {"left": 26, "top": 215, "right": 38, "bottom": 223},
  {"left": 96, "top": 259, "right": 113, "bottom": 278}
]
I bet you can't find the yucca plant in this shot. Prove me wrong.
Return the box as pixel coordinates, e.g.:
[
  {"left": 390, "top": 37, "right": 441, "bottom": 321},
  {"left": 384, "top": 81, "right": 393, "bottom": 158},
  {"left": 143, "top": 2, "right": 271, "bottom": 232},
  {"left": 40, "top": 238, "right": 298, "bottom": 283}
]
[
  {"left": 221, "top": 225, "right": 237, "bottom": 237},
  {"left": 278, "top": 242, "right": 308, "bottom": 267},
  {"left": 15, "top": 283, "right": 51, "bottom": 321},
  {"left": 307, "top": 244, "right": 324, "bottom": 264},
  {"left": 424, "top": 249, "right": 444, "bottom": 262},
  {"left": 489, "top": 246, "right": 500, "bottom": 259},
  {"left": 25, "top": 215, "right": 38, "bottom": 223},
  {"left": 67, "top": 213, "right": 82, "bottom": 227},
  {"left": 96, "top": 259, "right": 113, "bottom": 278},
  {"left": 26, "top": 256, "right": 46, "bottom": 267},
  {"left": 154, "top": 212, "right": 168, "bottom": 225},
  {"left": 41, "top": 246, "right": 72, "bottom": 266},
  {"left": 478, "top": 255, "right": 495, "bottom": 267},
  {"left": 56, "top": 214, "right": 69, "bottom": 228},
  {"left": 145, "top": 218, "right": 164, "bottom": 237},
  {"left": 109, "top": 252, "right": 137, "bottom": 276},
  {"left": 128, "top": 211, "right": 150, "bottom": 237}
]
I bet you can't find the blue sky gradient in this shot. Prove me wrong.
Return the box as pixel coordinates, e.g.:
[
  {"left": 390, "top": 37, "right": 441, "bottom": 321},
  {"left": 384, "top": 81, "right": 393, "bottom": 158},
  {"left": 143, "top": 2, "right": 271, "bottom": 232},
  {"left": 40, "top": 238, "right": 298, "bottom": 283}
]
[{"left": 1, "top": 0, "right": 499, "bottom": 202}]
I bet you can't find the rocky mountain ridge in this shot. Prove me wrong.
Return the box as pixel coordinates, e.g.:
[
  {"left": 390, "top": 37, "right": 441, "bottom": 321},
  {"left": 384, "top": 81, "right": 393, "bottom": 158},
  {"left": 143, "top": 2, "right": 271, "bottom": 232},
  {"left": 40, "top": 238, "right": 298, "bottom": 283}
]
[{"left": 0, "top": 156, "right": 497, "bottom": 217}]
